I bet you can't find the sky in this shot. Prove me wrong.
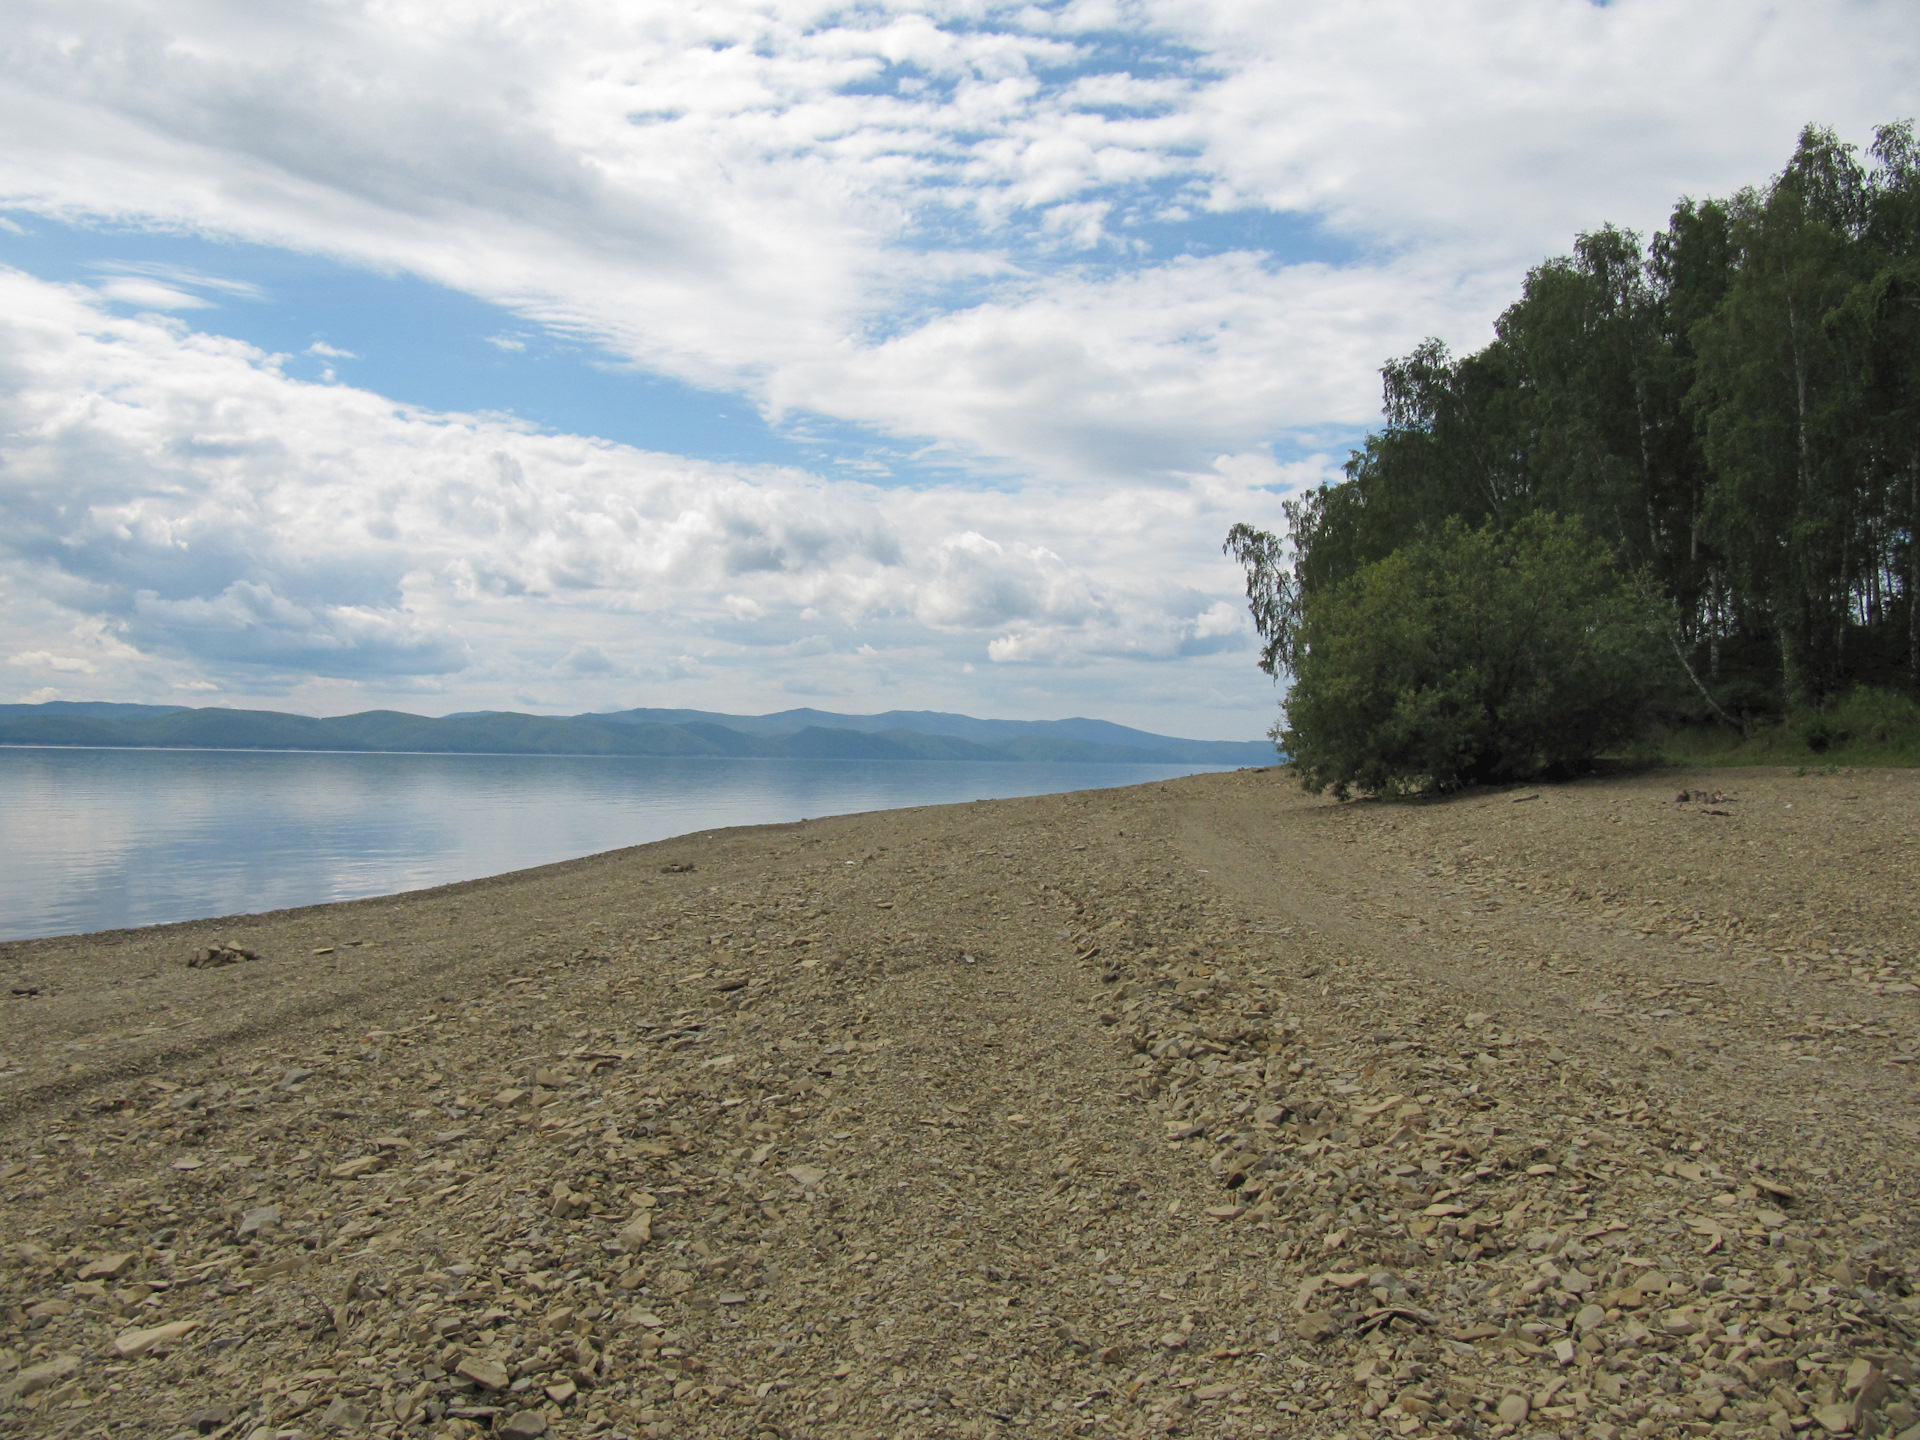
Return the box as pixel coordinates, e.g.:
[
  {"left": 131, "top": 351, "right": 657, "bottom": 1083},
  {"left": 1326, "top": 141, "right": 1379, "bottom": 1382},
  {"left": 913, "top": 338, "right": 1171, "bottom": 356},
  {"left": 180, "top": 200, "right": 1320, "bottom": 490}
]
[{"left": 0, "top": 1, "right": 1913, "bottom": 740}]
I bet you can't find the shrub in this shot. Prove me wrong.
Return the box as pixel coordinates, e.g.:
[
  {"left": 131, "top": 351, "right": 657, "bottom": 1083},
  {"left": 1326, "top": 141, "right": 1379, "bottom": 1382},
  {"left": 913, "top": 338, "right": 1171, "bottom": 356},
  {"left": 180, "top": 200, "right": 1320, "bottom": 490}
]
[
  {"left": 1280, "top": 514, "right": 1665, "bottom": 797},
  {"left": 1823, "top": 685, "right": 1920, "bottom": 745}
]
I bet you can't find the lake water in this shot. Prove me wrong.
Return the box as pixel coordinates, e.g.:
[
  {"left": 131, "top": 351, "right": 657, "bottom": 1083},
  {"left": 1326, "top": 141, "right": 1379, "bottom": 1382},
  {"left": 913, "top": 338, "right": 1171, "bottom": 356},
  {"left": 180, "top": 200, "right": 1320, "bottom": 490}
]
[{"left": 0, "top": 747, "right": 1235, "bottom": 941}]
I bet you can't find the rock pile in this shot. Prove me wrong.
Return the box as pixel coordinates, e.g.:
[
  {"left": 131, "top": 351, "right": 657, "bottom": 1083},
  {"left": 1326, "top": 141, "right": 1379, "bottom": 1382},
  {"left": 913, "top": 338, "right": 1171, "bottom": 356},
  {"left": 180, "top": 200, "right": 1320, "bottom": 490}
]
[{"left": 186, "top": 944, "right": 259, "bottom": 970}]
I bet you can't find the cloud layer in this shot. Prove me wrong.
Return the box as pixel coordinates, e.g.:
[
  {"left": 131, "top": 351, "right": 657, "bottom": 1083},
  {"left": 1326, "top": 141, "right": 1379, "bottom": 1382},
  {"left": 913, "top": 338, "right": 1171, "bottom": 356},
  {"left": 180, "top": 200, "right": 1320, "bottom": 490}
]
[
  {"left": 0, "top": 271, "right": 1291, "bottom": 729},
  {"left": 0, "top": 0, "right": 1914, "bottom": 728},
  {"left": 6, "top": 1, "right": 1911, "bottom": 477}
]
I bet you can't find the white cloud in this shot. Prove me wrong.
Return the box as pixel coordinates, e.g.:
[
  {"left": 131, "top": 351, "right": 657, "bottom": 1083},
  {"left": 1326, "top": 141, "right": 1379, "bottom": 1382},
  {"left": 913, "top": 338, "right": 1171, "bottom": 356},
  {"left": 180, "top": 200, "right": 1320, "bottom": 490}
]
[
  {"left": 96, "top": 277, "right": 212, "bottom": 310},
  {"left": 0, "top": 270, "right": 1281, "bottom": 731},
  {"left": 558, "top": 643, "right": 617, "bottom": 675},
  {"left": 130, "top": 581, "right": 470, "bottom": 677},
  {"left": 94, "top": 262, "right": 266, "bottom": 298},
  {"left": 774, "top": 252, "right": 1453, "bottom": 478},
  {"left": 1165, "top": 0, "right": 1909, "bottom": 260},
  {"left": 2, "top": 1, "right": 1908, "bottom": 483},
  {"left": 307, "top": 340, "right": 356, "bottom": 359},
  {"left": 1, "top": 0, "right": 1913, "bottom": 729},
  {"left": 8, "top": 650, "right": 98, "bottom": 673}
]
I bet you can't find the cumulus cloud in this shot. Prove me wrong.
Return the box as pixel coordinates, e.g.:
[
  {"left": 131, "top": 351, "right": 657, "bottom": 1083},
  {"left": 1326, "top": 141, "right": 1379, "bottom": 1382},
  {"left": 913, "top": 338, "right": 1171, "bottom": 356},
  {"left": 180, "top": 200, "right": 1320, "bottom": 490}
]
[
  {"left": 775, "top": 253, "right": 1452, "bottom": 477},
  {"left": 1, "top": 1, "right": 1911, "bottom": 729},
  {"left": 558, "top": 644, "right": 618, "bottom": 675},
  {"left": 2, "top": 1, "right": 1908, "bottom": 482},
  {"left": 7, "top": 650, "right": 98, "bottom": 674},
  {"left": 0, "top": 270, "right": 1282, "bottom": 730},
  {"left": 130, "top": 582, "right": 470, "bottom": 677}
]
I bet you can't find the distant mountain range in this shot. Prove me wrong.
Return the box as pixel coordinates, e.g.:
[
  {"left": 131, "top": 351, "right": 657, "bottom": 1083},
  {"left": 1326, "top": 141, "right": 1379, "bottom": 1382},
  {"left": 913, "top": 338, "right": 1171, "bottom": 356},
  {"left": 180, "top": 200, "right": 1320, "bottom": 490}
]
[{"left": 0, "top": 701, "right": 1277, "bottom": 766}]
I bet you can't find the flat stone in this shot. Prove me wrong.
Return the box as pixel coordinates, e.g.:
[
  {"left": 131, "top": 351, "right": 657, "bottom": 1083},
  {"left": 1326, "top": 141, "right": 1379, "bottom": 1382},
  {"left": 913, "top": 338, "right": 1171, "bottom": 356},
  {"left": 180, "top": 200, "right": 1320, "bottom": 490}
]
[
  {"left": 187, "top": 1404, "right": 233, "bottom": 1434},
  {"left": 497, "top": 1411, "right": 549, "bottom": 1438},
  {"left": 317, "top": 1397, "right": 367, "bottom": 1428},
  {"left": 1496, "top": 1393, "right": 1530, "bottom": 1425},
  {"left": 113, "top": 1319, "right": 199, "bottom": 1357},
  {"left": 1814, "top": 1401, "right": 1855, "bottom": 1434},
  {"left": 12, "top": 1354, "right": 79, "bottom": 1395},
  {"left": 237, "top": 1205, "right": 280, "bottom": 1237},
  {"left": 456, "top": 1355, "right": 511, "bottom": 1390},
  {"left": 1296, "top": 1311, "right": 1337, "bottom": 1343}
]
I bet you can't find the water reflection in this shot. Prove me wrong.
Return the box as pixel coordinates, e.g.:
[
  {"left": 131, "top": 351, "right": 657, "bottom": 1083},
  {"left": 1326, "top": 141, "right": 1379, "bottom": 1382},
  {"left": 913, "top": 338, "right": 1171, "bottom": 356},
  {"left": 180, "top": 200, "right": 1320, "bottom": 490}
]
[{"left": 0, "top": 748, "right": 1229, "bottom": 940}]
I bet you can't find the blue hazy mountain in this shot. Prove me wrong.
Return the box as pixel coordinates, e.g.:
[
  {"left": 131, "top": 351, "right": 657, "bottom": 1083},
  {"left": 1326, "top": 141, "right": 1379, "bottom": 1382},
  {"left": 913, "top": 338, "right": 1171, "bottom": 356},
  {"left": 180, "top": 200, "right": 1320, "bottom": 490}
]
[
  {"left": 0, "top": 702, "right": 1277, "bottom": 765},
  {"left": 592, "top": 706, "right": 1251, "bottom": 756}
]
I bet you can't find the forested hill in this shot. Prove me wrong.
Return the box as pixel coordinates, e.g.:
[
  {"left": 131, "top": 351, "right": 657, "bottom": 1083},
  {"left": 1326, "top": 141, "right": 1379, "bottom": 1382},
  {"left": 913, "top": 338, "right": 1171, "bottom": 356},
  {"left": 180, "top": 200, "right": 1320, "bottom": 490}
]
[
  {"left": 1233, "top": 121, "right": 1920, "bottom": 726},
  {"left": 0, "top": 702, "right": 1274, "bottom": 766}
]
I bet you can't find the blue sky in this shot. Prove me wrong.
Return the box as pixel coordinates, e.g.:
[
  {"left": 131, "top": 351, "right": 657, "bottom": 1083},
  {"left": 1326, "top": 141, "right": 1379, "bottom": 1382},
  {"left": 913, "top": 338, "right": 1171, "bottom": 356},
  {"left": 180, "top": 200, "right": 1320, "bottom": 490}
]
[
  {"left": 0, "top": 206, "right": 1370, "bottom": 496},
  {"left": 0, "top": 213, "right": 991, "bottom": 479},
  {"left": 0, "top": 0, "right": 1912, "bottom": 738}
]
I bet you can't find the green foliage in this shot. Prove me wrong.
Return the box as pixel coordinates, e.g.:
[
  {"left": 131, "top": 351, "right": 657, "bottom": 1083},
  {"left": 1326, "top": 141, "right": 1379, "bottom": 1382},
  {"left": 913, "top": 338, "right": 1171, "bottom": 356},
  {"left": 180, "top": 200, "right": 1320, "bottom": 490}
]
[
  {"left": 1829, "top": 683, "right": 1920, "bottom": 743},
  {"left": 1638, "top": 686, "right": 1920, "bottom": 767},
  {"left": 1221, "top": 522, "right": 1298, "bottom": 678},
  {"left": 1280, "top": 516, "right": 1664, "bottom": 797},
  {"left": 1230, "top": 120, "right": 1920, "bottom": 778}
]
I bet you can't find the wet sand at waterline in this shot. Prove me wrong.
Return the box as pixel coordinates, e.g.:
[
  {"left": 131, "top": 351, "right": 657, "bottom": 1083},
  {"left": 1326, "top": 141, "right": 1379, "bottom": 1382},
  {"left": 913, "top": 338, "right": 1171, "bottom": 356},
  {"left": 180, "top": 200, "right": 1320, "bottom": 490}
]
[{"left": 3, "top": 767, "right": 1918, "bottom": 1439}]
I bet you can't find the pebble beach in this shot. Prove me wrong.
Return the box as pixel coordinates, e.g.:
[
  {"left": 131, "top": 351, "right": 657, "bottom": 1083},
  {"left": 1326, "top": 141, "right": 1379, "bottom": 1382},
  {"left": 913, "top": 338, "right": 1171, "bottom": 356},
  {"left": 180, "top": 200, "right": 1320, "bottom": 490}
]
[{"left": 3, "top": 765, "right": 1918, "bottom": 1440}]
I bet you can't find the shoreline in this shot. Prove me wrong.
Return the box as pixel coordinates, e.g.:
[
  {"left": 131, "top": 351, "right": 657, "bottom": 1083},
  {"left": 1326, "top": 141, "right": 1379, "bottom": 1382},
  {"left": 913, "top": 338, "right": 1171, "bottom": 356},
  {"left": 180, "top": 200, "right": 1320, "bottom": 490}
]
[
  {"left": 0, "top": 741, "right": 1261, "bottom": 764},
  {"left": 0, "top": 754, "right": 1247, "bottom": 946},
  {"left": 3, "top": 766, "right": 1917, "bottom": 1437}
]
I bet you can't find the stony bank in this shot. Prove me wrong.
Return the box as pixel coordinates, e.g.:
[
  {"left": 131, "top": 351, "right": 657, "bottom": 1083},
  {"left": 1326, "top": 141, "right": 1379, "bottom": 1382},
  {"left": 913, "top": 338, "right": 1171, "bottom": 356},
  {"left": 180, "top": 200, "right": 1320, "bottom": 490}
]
[{"left": 2, "top": 766, "right": 1918, "bottom": 1440}]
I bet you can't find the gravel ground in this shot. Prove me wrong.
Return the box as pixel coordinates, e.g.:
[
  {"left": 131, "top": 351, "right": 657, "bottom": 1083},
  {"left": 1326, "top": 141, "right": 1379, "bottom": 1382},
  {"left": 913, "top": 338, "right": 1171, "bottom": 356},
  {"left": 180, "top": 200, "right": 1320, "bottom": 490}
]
[{"left": 2, "top": 765, "right": 1917, "bottom": 1440}]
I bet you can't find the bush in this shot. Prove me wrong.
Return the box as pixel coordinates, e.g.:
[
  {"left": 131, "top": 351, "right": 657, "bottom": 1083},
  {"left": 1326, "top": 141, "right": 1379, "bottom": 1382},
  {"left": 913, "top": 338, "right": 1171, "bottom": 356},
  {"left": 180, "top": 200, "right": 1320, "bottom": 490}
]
[
  {"left": 1795, "top": 685, "right": 1920, "bottom": 754},
  {"left": 1823, "top": 685, "right": 1920, "bottom": 745},
  {"left": 1280, "top": 515, "right": 1665, "bottom": 797}
]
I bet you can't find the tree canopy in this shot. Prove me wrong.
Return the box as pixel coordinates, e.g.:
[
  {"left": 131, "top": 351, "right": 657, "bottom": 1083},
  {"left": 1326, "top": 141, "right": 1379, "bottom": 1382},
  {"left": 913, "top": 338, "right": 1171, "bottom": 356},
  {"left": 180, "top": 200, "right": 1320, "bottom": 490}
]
[
  {"left": 1279, "top": 516, "right": 1661, "bottom": 797},
  {"left": 1231, "top": 121, "right": 1920, "bottom": 791}
]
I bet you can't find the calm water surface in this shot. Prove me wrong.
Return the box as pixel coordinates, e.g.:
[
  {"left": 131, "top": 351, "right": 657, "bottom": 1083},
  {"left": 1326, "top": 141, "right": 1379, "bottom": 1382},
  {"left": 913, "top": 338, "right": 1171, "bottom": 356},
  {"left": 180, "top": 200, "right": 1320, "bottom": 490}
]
[{"left": 0, "top": 747, "right": 1232, "bottom": 940}]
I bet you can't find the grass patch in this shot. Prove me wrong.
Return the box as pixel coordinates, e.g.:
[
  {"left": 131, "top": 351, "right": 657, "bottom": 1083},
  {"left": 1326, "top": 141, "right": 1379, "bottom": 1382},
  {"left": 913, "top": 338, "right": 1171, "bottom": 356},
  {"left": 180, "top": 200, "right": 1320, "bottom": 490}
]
[{"left": 1635, "top": 686, "right": 1920, "bottom": 768}]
